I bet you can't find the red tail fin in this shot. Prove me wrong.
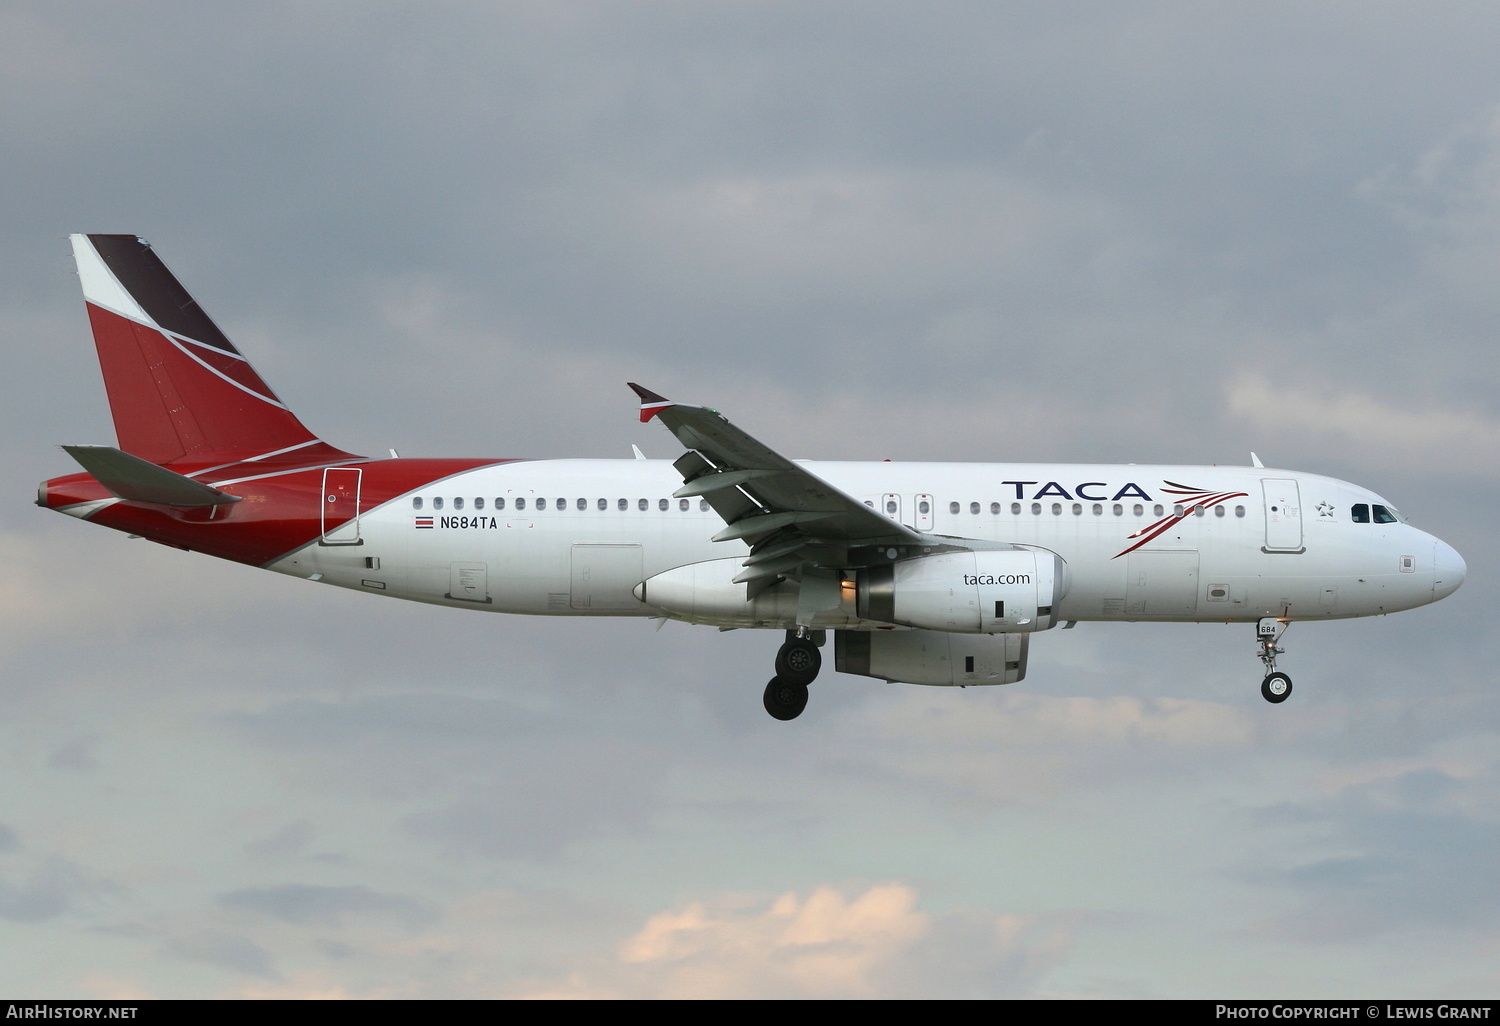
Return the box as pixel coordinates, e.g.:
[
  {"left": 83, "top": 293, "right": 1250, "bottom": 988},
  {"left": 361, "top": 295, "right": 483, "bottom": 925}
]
[{"left": 70, "top": 234, "right": 351, "bottom": 465}]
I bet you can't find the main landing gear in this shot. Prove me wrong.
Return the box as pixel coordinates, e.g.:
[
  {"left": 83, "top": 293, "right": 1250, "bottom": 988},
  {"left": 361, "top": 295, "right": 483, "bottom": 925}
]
[
  {"left": 763, "top": 630, "right": 823, "bottom": 721},
  {"left": 1256, "top": 617, "right": 1292, "bottom": 704}
]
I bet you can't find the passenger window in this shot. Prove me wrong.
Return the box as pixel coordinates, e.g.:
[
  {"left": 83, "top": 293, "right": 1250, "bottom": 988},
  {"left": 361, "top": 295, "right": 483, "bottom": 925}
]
[
  {"left": 659, "top": 498, "right": 668, "bottom": 511},
  {"left": 699, "top": 500, "right": 709, "bottom": 512},
  {"left": 1093, "top": 504, "right": 1103, "bottom": 516},
  {"left": 1011, "top": 502, "right": 1021, "bottom": 514},
  {"left": 475, "top": 497, "right": 484, "bottom": 510},
  {"left": 1154, "top": 504, "right": 1164, "bottom": 517},
  {"left": 1214, "top": 505, "right": 1225, "bottom": 517},
  {"left": 886, "top": 500, "right": 898, "bottom": 514},
  {"left": 536, "top": 498, "right": 547, "bottom": 511},
  {"left": 556, "top": 498, "right": 566, "bottom": 510},
  {"left": 454, "top": 497, "right": 465, "bottom": 510},
  {"left": 1373, "top": 504, "right": 1397, "bottom": 524},
  {"left": 1113, "top": 504, "right": 1123, "bottom": 516},
  {"left": 496, "top": 497, "right": 506, "bottom": 510},
  {"left": 1052, "top": 503, "right": 1062, "bottom": 515},
  {"left": 638, "top": 498, "right": 648, "bottom": 511},
  {"left": 1174, "top": 505, "right": 1184, "bottom": 516},
  {"left": 515, "top": 497, "right": 525, "bottom": 511},
  {"left": 434, "top": 497, "right": 444, "bottom": 510},
  {"left": 949, "top": 501, "right": 960, "bottom": 514},
  {"left": 412, "top": 497, "right": 423, "bottom": 510},
  {"left": 1234, "top": 505, "right": 1245, "bottom": 517},
  {"left": 1133, "top": 504, "right": 1143, "bottom": 516},
  {"left": 576, "top": 498, "right": 586, "bottom": 511},
  {"left": 990, "top": 502, "right": 1000, "bottom": 514},
  {"left": 1351, "top": 503, "right": 1369, "bottom": 523},
  {"left": 1031, "top": 502, "right": 1041, "bottom": 515},
  {"left": 970, "top": 502, "right": 980, "bottom": 515},
  {"left": 1071, "top": 503, "right": 1081, "bottom": 515},
  {"left": 598, "top": 498, "right": 608, "bottom": 511},
  {"left": 921, "top": 500, "right": 932, "bottom": 514},
  {"left": 679, "top": 499, "right": 689, "bottom": 511}
]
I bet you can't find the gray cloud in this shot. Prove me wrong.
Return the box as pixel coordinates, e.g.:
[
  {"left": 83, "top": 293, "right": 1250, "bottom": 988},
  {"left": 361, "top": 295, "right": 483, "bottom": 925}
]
[
  {"left": 0, "top": 856, "right": 115, "bottom": 924},
  {"left": 48, "top": 735, "right": 98, "bottom": 772},
  {"left": 1247, "top": 757, "right": 1500, "bottom": 942},
  {"left": 163, "top": 932, "right": 278, "bottom": 979},
  {"left": 219, "top": 884, "right": 436, "bottom": 930},
  {"left": 243, "top": 820, "right": 317, "bottom": 861}
]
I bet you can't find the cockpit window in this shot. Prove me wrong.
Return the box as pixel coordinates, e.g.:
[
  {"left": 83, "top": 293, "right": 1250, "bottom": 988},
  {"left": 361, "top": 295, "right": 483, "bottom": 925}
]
[
  {"left": 1373, "top": 504, "right": 1398, "bottom": 524},
  {"left": 1351, "top": 503, "right": 1369, "bottom": 523}
]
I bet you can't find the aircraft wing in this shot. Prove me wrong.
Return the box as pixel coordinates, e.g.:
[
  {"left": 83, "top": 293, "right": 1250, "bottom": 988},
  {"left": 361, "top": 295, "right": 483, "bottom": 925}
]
[{"left": 630, "top": 383, "right": 923, "bottom": 593}]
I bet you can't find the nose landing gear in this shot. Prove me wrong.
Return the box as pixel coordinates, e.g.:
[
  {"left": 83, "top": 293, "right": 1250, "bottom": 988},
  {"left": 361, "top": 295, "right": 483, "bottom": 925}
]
[
  {"left": 763, "top": 629, "right": 823, "bottom": 720},
  {"left": 1256, "top": 617, "right": 1292, "bottom": 704}
]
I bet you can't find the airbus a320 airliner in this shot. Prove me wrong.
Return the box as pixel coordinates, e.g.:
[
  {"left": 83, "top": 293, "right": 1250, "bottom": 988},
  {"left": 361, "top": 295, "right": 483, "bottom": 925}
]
[{"left": 39, "top": 235, "right": 1466, "bottom": 719}]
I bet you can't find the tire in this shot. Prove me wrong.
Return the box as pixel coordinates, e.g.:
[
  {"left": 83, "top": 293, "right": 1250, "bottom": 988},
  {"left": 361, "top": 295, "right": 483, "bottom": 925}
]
[
  {"left": 763, "top": 676, "right": 809, "bottom": 720},
  {"left": 1261, "top": 672, "right": 1292, "bottom": 704},
  {"left": 775, "top": 639, "right": 822, "bottom": 686}
]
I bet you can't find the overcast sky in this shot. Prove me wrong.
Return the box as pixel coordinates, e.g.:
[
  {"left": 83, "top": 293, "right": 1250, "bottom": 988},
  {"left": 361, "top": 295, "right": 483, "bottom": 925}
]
[{"left": 2, "top": 1, "right": 1497, "bottom": 999}]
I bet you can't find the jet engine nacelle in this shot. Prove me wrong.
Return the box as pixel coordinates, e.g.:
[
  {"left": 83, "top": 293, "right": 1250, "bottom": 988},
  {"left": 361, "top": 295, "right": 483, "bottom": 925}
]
[
  {"left": 856, "top": 548, "right": 1066, "bottom": 633},
  {"left": 635, "top": 557, "right": 806, "bottom": 627},
  {"left": 835, "top": 628, "right": 1029, "bottom": 686}
]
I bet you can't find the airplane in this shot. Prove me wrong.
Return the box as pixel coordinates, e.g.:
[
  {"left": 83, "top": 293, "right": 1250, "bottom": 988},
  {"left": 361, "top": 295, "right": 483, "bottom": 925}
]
[{"left": 38, "top": 234, "right": 1467, "bottom": 720}]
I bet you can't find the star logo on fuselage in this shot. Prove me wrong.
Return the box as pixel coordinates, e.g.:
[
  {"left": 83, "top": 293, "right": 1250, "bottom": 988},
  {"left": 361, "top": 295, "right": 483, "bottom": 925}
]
[{"left": 1315, "top": 501, "right": 1335, "bottom": 518}]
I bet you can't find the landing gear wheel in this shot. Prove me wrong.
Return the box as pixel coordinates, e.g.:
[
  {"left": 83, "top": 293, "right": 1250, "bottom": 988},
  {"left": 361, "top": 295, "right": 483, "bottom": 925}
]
[
  {"left": 763, "top": 676, "right": 809, "bottom": 720},
  {"left": 1261, "top": 672, "right": 1292, "bottom": 704},
  {"left": 775, "top": 638, "right": 822, "bottom": 686}
]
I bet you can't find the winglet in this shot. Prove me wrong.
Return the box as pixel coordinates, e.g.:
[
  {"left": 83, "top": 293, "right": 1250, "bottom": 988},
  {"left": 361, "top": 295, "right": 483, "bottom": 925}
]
[{"left": 628, "top": 382, "right": 674, "bottom": 423}]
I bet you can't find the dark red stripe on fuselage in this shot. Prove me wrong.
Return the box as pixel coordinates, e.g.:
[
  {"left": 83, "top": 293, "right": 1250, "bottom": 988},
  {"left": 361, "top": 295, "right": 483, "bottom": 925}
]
[{"left": 43, "top": 456, "right": 517, "bottom": 567}]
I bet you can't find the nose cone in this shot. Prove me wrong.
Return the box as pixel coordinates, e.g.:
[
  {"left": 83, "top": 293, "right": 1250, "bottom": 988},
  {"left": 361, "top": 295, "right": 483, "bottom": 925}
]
[{"left": 1433, "top": 538, "right": 1466, "bottom": 601}]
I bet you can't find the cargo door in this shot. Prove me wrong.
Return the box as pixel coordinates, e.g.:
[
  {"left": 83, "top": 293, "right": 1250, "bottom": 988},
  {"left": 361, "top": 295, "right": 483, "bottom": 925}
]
[
  {"left": 1124, "top": 550, "right": 1200, "bottom": 616},
  {"left": 570, "top": 544, "right": 644, "bottom": 610}
]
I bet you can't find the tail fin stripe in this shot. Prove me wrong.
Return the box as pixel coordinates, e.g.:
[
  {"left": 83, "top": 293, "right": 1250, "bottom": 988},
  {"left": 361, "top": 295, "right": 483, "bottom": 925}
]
[
  {"left": 164, "top": 334, "right": 289, "bottom": 410},
  {"left": 174, "top": 333, "right": 249, "bottom": 363},
  {"left": 182, "top": 439, "right": 324, "bottom": 479},
  {"left": 85, "top": 235, "right": 241, "bottom": 356}
]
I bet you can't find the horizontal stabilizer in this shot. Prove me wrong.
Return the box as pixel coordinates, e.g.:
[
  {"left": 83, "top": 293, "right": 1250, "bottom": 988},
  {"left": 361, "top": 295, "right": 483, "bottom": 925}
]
[{"left": 62, "top": 445, "right": 242, "bottom": 506}]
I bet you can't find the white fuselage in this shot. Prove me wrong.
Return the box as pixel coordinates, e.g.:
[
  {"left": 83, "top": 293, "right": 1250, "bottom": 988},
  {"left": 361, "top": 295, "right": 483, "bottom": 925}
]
[{"left": 269, "top": 459, "right": 1464, "bottom": 629}]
